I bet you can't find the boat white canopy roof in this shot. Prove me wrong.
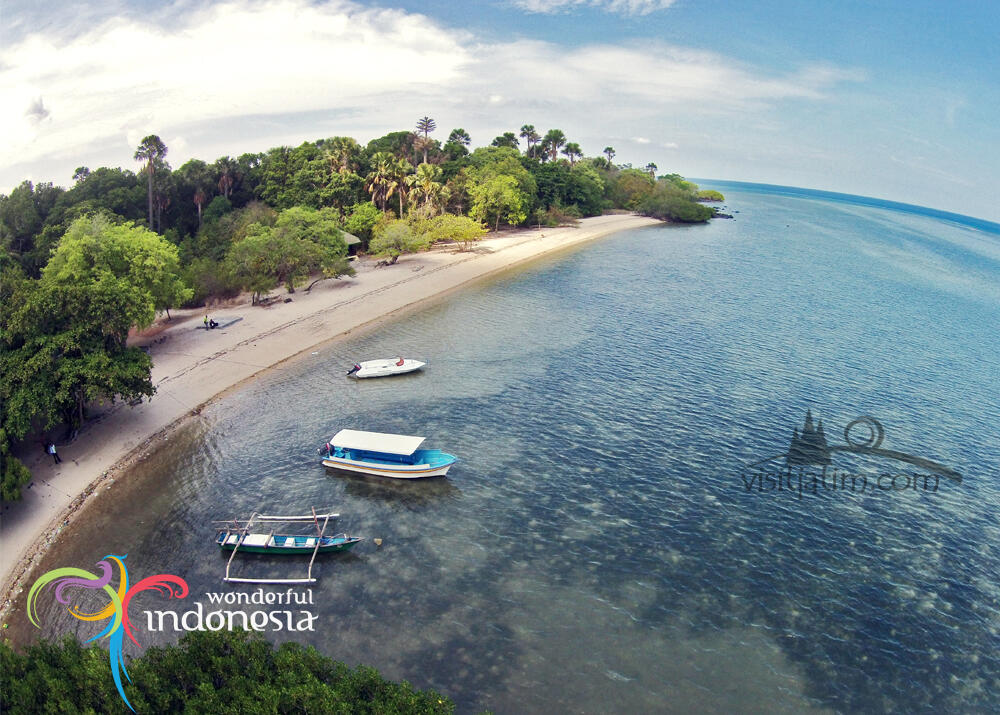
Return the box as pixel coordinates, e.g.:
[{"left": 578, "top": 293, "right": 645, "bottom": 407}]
[{"left": 330, "top": 429, "right": 425, "bottom": 455}]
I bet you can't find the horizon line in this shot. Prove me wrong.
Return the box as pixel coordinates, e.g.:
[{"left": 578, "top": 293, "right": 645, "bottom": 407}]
[{"left": 691, "top": 178, "right": 1000, "bottom": 234}]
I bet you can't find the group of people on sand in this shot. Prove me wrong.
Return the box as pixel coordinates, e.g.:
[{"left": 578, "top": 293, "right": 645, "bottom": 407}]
[{"left": 203, "top": 315, "right": 219, "bottom": 329}]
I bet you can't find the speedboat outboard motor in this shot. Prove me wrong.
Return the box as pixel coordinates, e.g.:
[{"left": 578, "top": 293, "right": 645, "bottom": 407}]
[{"left": 346, "top": 363, "right": 361, "bottom": 376}]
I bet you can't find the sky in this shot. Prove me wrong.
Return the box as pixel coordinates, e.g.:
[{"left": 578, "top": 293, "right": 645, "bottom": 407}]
[{"left": 2, "top": 0, "right": 998, "bottom": 221}]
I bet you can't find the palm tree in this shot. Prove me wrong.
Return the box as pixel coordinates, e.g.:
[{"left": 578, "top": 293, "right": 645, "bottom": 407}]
[
  {"left": 134, "top": 135, "right": 167, "bottom": 229},
  {"left": 542, "top": 129, "right": 566, "bottom": 162},
  {"left": 194, "top": 188, "right": 207, "bottom": 229},
  {"left": 214, "top": 157, "right": 237, "bottom": 199},
  {"left": 325, "top": 136, "right": 362, "bottom": 174},
  {"left": 366, "top": 152, "right": 397, "bottom": 213},
  {"left": 562, "top": 142, "right": 583, "bottom": 165},
  {"left": 603, "top": 147, "right": 616, "bottom": 166},
  {"left": 645, "top": 162, "right": 658, "bottom": 179},
  {"left": 392, "top": 157, "right": 413, "bottom": 217},
  {"left": 407, "top": 163, "right": 449, "bottom": 214},
  {"left": 520, "top": 125, "right": 540, "bottom": 155},
  {"left": 415, "top": 116, "right": 436, "bottom": 163}
]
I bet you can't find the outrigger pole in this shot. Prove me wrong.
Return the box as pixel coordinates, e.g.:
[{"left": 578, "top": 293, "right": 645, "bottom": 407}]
[{"left": 221, "top": 508, "right": 338, "bottom": 585}]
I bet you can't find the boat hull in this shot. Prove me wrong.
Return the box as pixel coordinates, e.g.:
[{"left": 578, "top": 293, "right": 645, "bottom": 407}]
[
  {"left": 216, "top": 532, "right": 362, "bottom": 554},
  {"left": 321, "top": 456, "right": 454, "bottom": 478}
]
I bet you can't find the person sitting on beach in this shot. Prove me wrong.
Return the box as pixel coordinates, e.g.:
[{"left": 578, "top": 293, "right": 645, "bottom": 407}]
[{"left": 209, "top": 319, "right": 219, "bottom": 329}]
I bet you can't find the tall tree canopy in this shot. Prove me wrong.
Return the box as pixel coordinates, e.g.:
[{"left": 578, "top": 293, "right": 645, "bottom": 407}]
[
  {"left": 44, "top": 214, "right": 192, "bottom": 322},
  {"left": 133, "top": 135, "right": 167, "bottom": 229}
]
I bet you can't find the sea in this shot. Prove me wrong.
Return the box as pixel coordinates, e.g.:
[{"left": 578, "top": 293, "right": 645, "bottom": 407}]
[{"left": 9, "top": 184, "right": 1000, "bottom": 713}]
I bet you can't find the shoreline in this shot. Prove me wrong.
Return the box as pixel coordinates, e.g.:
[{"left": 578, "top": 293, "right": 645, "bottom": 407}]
[{"left": 0, "top": 214, "right": 660, "bottom": 617}]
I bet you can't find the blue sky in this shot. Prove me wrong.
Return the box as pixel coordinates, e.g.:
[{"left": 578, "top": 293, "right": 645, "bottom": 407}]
[{"left": 2, "top": 0, "right": 998, "bottom": 220}]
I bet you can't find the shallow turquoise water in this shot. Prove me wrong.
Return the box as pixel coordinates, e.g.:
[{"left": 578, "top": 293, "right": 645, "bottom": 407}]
[{"left": 15, "top": 189, "right": 1000, "bottom": 713}]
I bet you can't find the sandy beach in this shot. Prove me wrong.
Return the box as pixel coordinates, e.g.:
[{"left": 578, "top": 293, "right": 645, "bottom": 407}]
[{"left": 0, "top": 214, "right": 658, "bottom": 612}]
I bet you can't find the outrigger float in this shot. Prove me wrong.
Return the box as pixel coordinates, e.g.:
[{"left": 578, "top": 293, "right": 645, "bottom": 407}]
[{"left": 214, "top": 508, "right": 362, "bottom": 584}]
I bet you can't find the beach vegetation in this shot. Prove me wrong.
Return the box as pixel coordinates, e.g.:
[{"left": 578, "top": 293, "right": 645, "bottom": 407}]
[
  {"left": 638, "top": 181, "right": 715, "bottom": 222},
  {"left": 697, "top": 189, "right": 726, "bottom": 201},
  {"left": 45, "top": 214, "right": 192, "bottom": 322},
  {"left": 369, "top": 220, "right": 428, "bottom": 264},
  {"left": 411, "top": 213, "right": 487, "bottom": 250},
  {"left": 0, "top": 630, "right": 454, "bottom": 713},
  {"left": 224, "top": 206, "right": 353, "bottom": 300},
  {"left": 1, "top": 268, "right": 155, "bottom": 437},
  {"left": 469, "top": 174, "right": 529, "bottom": 231}
]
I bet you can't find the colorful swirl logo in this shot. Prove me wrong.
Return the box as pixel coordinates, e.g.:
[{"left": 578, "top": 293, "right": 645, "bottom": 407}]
[{"left": 26, "top": 555, "right": 188, "bottom": 711}]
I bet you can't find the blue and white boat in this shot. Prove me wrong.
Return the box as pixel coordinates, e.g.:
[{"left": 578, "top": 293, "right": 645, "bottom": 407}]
[{"left": 321, "top": 429, "right": 457, "bottom": 478}]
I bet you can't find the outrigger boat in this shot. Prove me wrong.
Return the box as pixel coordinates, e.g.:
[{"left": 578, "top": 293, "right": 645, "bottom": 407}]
[
  {"left": 214, "top": 508, "right": 362, "bottom": 584},
  {"left": 347, "top": 357, "right": 425, "bottom": 378},
  {"left": 321, "top": 429, "right": 457, "bottom": 478}
]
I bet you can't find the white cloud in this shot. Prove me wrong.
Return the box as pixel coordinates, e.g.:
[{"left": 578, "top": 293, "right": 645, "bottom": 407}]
[
  {"left": 511, "top": 0, "right": 677, "bottom": 16},
  {"left": 633, "top": 137, "right": 651, "bottom": 144},
  {"left": 0, "top": 0, "right": 864, "bottom": 192}
]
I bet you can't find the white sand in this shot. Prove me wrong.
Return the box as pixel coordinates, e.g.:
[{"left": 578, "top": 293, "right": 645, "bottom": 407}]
[{"left": 0, "top": 214, "right": 658, "bottom": 607}]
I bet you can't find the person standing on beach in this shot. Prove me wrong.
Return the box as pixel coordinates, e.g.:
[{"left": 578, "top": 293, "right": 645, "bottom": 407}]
[
  {"left": 204, "top": 315, "right": 209, "bottom": 329},
  {"left": 48, "top": 443, "right": 62, "bottom": 464}
]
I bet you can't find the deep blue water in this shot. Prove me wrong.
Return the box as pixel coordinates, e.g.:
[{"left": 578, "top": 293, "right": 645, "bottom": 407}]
[{"left": 12, "top": 189, "right": 1000, "bottom": 713}]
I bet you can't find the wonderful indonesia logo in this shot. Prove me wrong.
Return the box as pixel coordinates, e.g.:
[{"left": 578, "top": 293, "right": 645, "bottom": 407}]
[{"left": 27, "top": 555, "right": 316, "bottom": 711}]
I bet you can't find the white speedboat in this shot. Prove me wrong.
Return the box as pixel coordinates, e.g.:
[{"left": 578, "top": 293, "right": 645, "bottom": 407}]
[
  {"left": 347, "top": 358, "right": 425, "bottom": 378},
  {"left": 320, "top": 429, "right": 457, "bottom": 478}
]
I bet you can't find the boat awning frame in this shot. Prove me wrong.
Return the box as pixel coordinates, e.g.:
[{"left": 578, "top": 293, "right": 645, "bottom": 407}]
[{"left": 330, "top": 429, "right": 425, "bottom": 456}]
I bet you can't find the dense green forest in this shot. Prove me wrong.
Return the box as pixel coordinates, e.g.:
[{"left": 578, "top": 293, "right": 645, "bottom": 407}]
[
  {"left": 0, "top": 119, "right": 722, "bottom": 501},
  {"left": 0, "top": 629, "right": 453, "bottom": 713}
]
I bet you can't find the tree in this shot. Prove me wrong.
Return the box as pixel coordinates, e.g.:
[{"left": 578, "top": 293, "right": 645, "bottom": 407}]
[
  {"left": 637, "top": 181, "right": 714, "bottom": 222},
  {"left": 542, "top": 129, "right": 566, "bottom": 162},
  {"left": 224, "top": 206, "right": 352, "bottom": 299},
  {"left": 44, "top": 214, "right": 192, "bottom": 321},
  {"left": 369, "top": 220, "right": 427, "bottom": 264},
  {"left": 447, "top": 128, "right": 471, "bottom": 147},
  {"left": 366, "top": 152, "right": 399, "bottom": 213},
  {"left": 421, "top": 213, "right": 486, "bottom": 250},
  {"left": 469, "top": 174, "right": 528, "bottom": 231},
  {"left": 72, "top": 167, "right": 90, "bottom": 182},
  {"left": 610, "top": 168, "right": 656, "bottom": 209},
  {"left": 343, "top": 201, "right": 381, "bottom": 246},
  {"left": 645, "top": 162, "right": 658, "bottom": 178},
  {"left": 520, "top": 124, "right": 540, "bottom": 155},
  {"left": 491, "top": 132, "right": 519, "bottom": 150},
  {"left": 322, "top": 136, "right": 363, "bottom": 174},
  {"left": 406, "top": 163, "right": 449, "bottom": 215},
  {"left": 133, "top": 135, "right": 167, "bottom": 229},
  {"left": 0, "top": 630, "right": 454, "bottom": 713},
  {"left": 603, "top": 146, "right": 616, "bottom": 165},
  {"left": 1, "top": 274, "right": 155, "bottom": 436},
  {"left": 562, "top": 142, "right": 583, "bottom": 165},
  {"left": 415, "top": 116, "right": 437, "bottom": 163}
]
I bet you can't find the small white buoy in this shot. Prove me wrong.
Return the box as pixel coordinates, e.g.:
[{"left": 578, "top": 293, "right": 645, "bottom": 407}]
[{"left": 374, "top": 538, "right": 383, "bottom": 547}]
